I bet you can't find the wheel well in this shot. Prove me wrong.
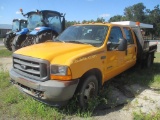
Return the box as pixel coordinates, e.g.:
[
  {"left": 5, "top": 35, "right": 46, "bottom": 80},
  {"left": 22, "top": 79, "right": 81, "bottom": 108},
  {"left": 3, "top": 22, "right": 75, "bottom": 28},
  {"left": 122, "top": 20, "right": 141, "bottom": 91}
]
[{"left": 79, "top": 68, "right": 102, "bottom": 90}]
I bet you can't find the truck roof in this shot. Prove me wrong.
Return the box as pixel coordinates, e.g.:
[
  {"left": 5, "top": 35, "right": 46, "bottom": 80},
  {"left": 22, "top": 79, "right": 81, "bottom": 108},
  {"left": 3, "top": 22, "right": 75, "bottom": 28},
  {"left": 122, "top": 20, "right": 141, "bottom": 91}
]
[
  {"left": 75, "top": 21, "right": 153, "bottom": 28},
  {"left": 111, "top": 21, "right": 153, "bottom": 28}
]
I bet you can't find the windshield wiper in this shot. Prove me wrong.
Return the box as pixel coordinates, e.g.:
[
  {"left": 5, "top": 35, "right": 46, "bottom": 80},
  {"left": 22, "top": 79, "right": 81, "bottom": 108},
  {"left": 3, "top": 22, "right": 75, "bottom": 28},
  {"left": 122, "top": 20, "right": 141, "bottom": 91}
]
[
  {"left": 54, "top": 39, "right": 65, "bottom": 43},
  {"left": 66, "top": 40, "right": 90, "bottom": 45}
]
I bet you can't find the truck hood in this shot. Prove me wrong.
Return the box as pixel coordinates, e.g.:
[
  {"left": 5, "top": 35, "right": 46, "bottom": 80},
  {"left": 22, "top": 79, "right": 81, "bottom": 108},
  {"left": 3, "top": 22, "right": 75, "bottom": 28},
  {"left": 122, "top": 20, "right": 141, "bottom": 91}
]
[{"left": 15, "top": 42, "right": 96, "bottom": 63}]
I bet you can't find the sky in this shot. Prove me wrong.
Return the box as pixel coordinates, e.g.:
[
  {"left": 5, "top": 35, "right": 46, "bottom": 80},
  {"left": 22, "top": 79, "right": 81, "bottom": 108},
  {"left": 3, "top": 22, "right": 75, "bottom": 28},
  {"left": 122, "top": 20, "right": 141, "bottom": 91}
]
[{"left": 0, "top": 0, "right": 159, "bottom": 24}]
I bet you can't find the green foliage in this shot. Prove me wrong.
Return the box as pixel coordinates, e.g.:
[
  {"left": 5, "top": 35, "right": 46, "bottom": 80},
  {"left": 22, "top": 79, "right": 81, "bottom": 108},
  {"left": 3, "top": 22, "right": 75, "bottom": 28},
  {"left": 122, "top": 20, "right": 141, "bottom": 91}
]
[
  {"left": 108, "top": 3, "right": 160, "bottom": 38},
  {"left": 65, "top": 3, "right": 160, "bottom": 37},
  {"left": 0, "top": 69, "right": 10, "bottom": 88},
  {"left": 0, "top": 48, "right": 12, "bottom": 57},
  {"left": 133, "top": 111, "right": 160, "bottom": 120},
  {"left": 108, "top": 15, "right": 126, "bottom": 22},
  {"left": 124, "top": 3, "right": 146, "bottom": 22}
]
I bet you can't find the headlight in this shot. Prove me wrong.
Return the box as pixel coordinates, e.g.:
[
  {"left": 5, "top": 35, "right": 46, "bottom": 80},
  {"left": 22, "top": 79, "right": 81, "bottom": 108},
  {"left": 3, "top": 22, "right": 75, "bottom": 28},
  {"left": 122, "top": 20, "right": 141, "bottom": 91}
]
[{"left": 50, "top": 65, "right": 72, "bottom": 80}]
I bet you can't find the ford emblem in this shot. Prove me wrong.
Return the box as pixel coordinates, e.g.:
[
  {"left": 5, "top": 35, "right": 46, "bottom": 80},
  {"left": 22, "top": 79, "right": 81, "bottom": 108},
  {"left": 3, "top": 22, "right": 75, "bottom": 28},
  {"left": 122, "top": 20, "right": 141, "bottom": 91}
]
[{"left": 21, "top": 65, "right": 27, "bottom": 69}]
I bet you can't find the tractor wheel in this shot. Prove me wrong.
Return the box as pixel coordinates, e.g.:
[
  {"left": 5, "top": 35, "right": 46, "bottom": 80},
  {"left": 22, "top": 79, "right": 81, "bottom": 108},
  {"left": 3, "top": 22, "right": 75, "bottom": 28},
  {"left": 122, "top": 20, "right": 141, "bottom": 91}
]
[
  {"left": 4, "top": 34, "right": 15, "bottom": 51},
  {"left": 77, "top": 75, "right": 98, "bottom": 108},
  {"left": 21, "top": 35, "right": 35, "bottom": 48},
  {"left": 12, "top": 35, "right": 26, "bottom": 52},
  {"left": 35, "top": 32, "right": 58, "bottom": 43}
]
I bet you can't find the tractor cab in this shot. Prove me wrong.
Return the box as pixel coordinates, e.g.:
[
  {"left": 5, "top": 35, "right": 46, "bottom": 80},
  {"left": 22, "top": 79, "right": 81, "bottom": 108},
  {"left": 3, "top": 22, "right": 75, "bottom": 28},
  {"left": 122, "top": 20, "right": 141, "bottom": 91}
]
[
  {"left": 23, "top": 10, "right": 65, "bottom": 34},
  {"left": 12, "top": 19, "right": 27, "bottom": 32}
]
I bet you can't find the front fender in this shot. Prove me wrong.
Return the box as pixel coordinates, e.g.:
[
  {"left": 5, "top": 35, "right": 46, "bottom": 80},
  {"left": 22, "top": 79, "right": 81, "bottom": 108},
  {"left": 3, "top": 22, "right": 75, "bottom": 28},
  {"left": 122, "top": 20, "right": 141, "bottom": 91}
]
[{"left": 16, "top": 28, "right": 29, "bottom": 35}]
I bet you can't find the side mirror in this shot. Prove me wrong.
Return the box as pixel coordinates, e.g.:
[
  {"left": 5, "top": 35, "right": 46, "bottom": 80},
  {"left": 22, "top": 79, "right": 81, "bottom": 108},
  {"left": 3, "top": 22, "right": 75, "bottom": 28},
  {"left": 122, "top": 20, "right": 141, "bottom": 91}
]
[
  {"left": 107, "top": 41, "right": 112, "bottom": 51},
  {"left": 117, "top": 38, "right": 127, "bottom": 51}
]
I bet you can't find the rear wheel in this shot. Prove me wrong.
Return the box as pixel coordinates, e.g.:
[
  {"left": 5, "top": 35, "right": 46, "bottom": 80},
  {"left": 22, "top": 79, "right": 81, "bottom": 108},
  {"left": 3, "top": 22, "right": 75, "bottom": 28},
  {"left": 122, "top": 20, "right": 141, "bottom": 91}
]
[
  {"left": 146, "top": 53, "right": 154, "bottom": 68},
  {"left": 4, "top": 34, "right": 15, "bottom": 51},
  {"left": 12, "top": 35, "right": 26, "bottom": 52},
  {"left": 77, "top": 75, "right": 98, "bottom": 108}
]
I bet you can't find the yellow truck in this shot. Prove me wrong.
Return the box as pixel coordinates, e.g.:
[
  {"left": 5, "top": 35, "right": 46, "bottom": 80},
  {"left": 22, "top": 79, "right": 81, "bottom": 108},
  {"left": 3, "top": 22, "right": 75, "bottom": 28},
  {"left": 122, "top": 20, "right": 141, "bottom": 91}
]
[{"left": 9, "top": 21, "right": 157, "bottom": 108}]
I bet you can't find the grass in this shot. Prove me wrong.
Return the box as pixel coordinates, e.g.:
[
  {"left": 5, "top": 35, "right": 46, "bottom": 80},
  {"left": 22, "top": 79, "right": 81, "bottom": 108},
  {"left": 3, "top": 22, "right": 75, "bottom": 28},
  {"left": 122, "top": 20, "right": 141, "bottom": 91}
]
[
  {"left": 0, "top": 68, "right": 103, "bottom": 119},
  {"left": 0, "top": 52, "right": 160, "bottom": 119},
  {"left": 0, "top": 47, "right": 12, "bottom": 57},
  {"left": 133, "top": 110, "right": 160, "bottom": 120}
]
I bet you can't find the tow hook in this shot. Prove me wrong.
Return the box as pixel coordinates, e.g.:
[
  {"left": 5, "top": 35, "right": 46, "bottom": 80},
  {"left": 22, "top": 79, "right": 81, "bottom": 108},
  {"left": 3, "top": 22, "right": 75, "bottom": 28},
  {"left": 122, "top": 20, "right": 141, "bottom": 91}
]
[{"left": 35, "top": 91, "right": 43, "bottom": 98}]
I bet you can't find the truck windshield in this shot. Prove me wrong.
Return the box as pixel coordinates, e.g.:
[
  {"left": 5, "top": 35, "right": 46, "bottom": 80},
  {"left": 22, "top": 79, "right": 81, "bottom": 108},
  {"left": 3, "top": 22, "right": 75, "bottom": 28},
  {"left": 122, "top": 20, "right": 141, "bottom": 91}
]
[
  {"left": 27, "top": 13, "right": 43, "bottom": 31},
  {"left": 12, "top": 20, "right": 20, "bottom": 32},
  {"left": 56, "top": 25, "right": 108, "bottom": 47}
]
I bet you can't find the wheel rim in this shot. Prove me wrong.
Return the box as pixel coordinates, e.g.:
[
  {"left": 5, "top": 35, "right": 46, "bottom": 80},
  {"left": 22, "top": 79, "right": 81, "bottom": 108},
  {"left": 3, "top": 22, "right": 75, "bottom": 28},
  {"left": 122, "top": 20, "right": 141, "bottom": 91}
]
[{"left": 83, "top": 82, "right": 96, "bottom": 102}]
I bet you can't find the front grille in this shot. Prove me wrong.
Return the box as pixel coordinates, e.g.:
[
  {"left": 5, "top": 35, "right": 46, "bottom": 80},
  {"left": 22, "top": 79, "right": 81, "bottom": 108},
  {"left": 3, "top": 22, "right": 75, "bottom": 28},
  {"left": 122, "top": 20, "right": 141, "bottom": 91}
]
[{"left": 13, "top": 54, "right": 50, "bottom": 81}]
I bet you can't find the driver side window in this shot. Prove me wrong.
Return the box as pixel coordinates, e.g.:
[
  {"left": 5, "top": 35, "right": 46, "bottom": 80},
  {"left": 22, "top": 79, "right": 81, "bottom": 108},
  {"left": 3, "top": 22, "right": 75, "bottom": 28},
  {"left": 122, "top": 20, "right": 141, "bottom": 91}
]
[{"left": 108, "top": 26, "right": 123, "bottom": 50}]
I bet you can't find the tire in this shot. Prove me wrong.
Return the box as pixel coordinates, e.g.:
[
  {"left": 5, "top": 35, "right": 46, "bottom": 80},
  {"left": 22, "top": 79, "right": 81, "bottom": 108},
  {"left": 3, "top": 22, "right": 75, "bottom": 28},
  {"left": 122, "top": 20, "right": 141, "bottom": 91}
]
[
  {"left": 146, "top": 53, "right": 154, "bottom": 68},
  {"left": 35, "top": 31, "right": 58, "bottom": 43},
  {"left": 21, "top": 35, "right": 35, "bottom": 47},
  {"left": 4, "top": 34, "right": 15, "bottom": 51},
  {"left": 77, "top": 75, "right": 98, "bottom": 108},
  {"left": 12, "top": 35, "right": 26, "bottom": 52}
]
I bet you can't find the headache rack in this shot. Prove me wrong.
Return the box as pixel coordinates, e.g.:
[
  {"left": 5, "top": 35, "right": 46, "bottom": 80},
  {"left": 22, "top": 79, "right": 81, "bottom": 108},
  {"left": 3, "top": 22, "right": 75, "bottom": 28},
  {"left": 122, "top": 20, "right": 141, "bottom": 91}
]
[{"left": 13, "top": 54, "right": 50, "bottom": 81}]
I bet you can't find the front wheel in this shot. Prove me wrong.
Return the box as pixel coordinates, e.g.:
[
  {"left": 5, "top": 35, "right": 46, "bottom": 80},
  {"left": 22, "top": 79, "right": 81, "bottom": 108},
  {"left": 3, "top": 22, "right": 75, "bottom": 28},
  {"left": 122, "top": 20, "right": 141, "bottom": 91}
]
[
  {"left": 77, "top": 75, "right": 98, "bottom": 108},
  {"left": 4, "top": 34, "right": 15, "bottom": 51},
  {"left": 12, "top": 35, "right": 26, "bottom": 52}
]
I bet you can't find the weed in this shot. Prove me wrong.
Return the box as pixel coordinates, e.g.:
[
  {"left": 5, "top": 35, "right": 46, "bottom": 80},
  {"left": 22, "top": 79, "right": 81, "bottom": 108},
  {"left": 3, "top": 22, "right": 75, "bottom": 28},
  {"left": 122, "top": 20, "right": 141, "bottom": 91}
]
[
  {"left": 133, "top": 110, "right": 160, "bottom": 120},
  {"left": 0, "top": 48, "right": 12, "bottom": 57},
  {"left": 0, "top": 68, "right": 10, "bottom": 88}
]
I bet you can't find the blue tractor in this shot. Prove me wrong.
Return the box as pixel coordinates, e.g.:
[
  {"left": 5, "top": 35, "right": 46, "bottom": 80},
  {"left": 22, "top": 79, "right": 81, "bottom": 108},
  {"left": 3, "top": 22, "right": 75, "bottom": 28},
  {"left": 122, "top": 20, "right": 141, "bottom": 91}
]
[
  {"left": 3, "top": 19, "right": 27, "bottom": 51},
  {"left": 12, "top": 9, "right": 65, "bottom": 51}
]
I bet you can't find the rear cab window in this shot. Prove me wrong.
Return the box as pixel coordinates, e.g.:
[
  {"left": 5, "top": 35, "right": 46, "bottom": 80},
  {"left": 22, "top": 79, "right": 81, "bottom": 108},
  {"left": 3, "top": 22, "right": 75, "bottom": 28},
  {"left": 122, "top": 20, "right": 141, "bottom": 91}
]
[{"left": 123, "top": 27, "right": 134, "bottom": 44}]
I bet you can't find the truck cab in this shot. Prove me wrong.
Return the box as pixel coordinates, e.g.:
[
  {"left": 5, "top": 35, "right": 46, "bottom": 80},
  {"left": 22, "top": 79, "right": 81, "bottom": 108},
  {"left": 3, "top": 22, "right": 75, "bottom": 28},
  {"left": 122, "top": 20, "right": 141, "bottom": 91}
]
[{"left": 9, "top": 21, "right": 157, "bottom": 108}]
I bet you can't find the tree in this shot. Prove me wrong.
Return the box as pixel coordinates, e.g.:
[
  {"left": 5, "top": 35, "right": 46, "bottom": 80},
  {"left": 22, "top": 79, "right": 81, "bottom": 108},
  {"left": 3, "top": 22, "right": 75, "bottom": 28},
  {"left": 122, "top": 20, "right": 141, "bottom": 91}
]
[
  {"left": 96, "top": 17, "right": 105, "bottom": 22},
  {"left": 65, "top": 20, "right": 78, "bottom": 28},
  {"left": 124, "top": 3, "right": 146, "bottom": 22},
  {"left": 108, "top": 3, "right": 160, "bottom": 39},
  {"left": 145, "top": 5, "right": 160, "bottom": 38},
  {"left": 108, "top": 15, "right": 126, "bottom": 22}
]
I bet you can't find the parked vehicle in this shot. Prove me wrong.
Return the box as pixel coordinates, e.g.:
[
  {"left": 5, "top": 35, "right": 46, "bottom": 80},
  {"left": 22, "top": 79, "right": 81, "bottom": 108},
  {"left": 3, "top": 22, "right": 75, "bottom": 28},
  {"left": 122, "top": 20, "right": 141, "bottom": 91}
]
[
  {"left": 3, "top": 19, "right": 27, "bottom": 51},
  {"left": 12, "top": 9, "right": 65, "bottom": 51},
  {"left": 10, "top": 21, "right": 157, "bottom": 108}
]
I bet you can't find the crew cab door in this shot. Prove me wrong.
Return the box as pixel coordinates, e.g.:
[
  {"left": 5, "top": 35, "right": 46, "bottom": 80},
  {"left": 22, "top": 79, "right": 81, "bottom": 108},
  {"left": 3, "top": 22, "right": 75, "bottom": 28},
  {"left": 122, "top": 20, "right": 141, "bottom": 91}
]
[
  {"left": 104, "top": 26, "right": 127, "bottom": 81},
  {"left": 123, "top": 27, "right": 137, "bottom": 66}
]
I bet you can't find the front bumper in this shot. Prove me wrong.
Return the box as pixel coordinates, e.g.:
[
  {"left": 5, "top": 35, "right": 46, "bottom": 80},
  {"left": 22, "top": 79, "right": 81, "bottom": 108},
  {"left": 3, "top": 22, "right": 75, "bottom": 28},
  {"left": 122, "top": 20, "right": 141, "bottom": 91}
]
[{"left": 9, "top": 68, "right": 79, "bottom": 106}]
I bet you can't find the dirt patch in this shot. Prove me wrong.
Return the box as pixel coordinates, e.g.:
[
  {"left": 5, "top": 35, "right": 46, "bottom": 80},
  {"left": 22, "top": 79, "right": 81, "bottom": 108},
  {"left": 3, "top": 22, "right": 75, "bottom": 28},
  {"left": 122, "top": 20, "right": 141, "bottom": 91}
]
[
  {"left": 0, "top": 57, "right": 12, "bottom": 71},
  {"left": 93, "top": 84, "right": 160, "bottom": 120}
]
